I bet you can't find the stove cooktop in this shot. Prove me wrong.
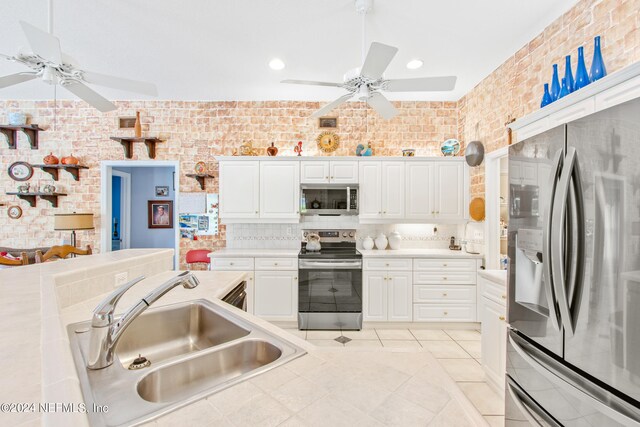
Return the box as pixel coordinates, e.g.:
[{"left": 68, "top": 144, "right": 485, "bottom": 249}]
[{"left": 298, "top": 247, "right": 362, "bottom": 260}]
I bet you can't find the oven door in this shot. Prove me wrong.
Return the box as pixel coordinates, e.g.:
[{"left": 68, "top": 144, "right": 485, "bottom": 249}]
[{"left": 298, "top": 259, "right": 363, "bottom": 330}]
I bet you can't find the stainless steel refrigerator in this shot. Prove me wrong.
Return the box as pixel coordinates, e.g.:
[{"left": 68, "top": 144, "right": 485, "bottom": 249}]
[{"left": 506, "top": 97, "right": 640, "bottom": 426}]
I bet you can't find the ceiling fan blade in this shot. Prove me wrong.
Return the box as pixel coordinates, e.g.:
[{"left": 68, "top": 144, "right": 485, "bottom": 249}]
[
  {"left": 19, "top": 21, "right": 62, "bottom": 64},
  {"left": 82, "top": 70, "right": 158, "bottom": 96},
  {"left": 367, "top": 93, "right": 398, "bottom": 120},
  {"left": 360, "top": 42, "right": 398, "bottom": 80},
  {"left": 281, "top": 79, "right": 344, "bottom": 88},
  {"left": 385, "top": 76, "right": 457, "bottom": 92},
  {"left": 0, "top": 72, "right": 38, "bottom": 89},
  {"left": 63, "top": 81, "right": 117, "bottom": 112},
  {"left": 311, "top": 93, "right": 353, "bottom": 118}
]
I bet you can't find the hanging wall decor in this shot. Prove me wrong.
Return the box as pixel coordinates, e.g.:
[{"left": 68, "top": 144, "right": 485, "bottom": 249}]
[{"left": 316, "top": 131, "right": 340, "bottom": 153}]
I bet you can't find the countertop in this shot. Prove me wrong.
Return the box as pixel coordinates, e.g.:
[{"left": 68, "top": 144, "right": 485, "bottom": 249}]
[
  {"left": 478, "top": 269, "right": 508, "bottom": 286},
  {"left": 360, "top": 248, "right": 484, "bottom": 259},
  {"left": 208, "top": 248, "right": 300, "bottom": 258}
]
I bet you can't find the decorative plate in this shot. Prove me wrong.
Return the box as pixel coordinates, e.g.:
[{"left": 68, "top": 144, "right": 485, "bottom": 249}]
[
  {"left": 316, "top": 131, "right": 340, "bottom": 153},
  {"left": 8, "top": 205, "right": 22, "bottom": 219},
  {"left": 8, "top": 161, "right": 33, "bottom": 181},
  {"left": 440, "top": 139, "right": 461, "bottom": 156},
  {"left": 194, "top": 161, "right": 207, "bottom": 174},
  {"left": 469, "top": 197, "right": 486, "bottom": 221}
]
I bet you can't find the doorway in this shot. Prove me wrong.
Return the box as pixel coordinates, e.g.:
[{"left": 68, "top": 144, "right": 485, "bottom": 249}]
[
  {"left": 100, "top": 160, "right": 180, "bottom": 267},
  {"left": 484, "top": 146, "right": 509, "bottom": 270}
]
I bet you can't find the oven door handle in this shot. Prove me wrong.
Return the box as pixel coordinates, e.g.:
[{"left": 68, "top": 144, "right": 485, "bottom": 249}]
[
  {"left": 299, "top": 260, "right": 362, "bottom": 269},
  {"left": 347, "top": 187, "right": 350, "bottom": 212}
]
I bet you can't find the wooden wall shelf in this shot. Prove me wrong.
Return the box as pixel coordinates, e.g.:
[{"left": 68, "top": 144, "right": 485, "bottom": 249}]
[
  {"left": 0, "top": 124, "right": 44, "bottom": 150},
  {"left": 185, "top": 173, "right": 215, "bottom": 190},
  {"left": 110, "top": 137, "right": 164, "bottom": 159},
  {"left": 6, "top": 192, "right": 67, "bottom": 208},
  {"left": 32, "top": 164, "right": 89, "bottom": 181}
]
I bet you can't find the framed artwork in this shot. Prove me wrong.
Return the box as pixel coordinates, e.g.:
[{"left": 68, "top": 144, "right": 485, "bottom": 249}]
[
  {"left": 148, "top": 200, "right": 173, "bottom": 229},
  {"left": 318, "top": 117, "right": 338, "bottom": 128},
  {"left": 118, "top": 116, "right": 136, "bottom": 129},
  {"left": 155, "top": 186, "right": 169, "bottom": 197}
]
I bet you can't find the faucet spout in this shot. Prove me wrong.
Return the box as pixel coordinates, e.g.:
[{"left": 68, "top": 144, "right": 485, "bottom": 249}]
[{"left": 87, "top": 271, "right": 199, "bottom": 370}]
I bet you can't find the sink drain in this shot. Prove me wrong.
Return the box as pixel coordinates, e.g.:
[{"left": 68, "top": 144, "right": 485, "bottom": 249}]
[{"left": 128, "top": 354, "right": 151, "bottom": 370}]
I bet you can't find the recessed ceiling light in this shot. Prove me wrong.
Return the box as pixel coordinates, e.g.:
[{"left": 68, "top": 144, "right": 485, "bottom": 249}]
[
  {"left": 406, "top": 59, "right": 424, "bottom": 70},
  {"left": 269, "top": 58, "right": 285, "bottom": 70}
]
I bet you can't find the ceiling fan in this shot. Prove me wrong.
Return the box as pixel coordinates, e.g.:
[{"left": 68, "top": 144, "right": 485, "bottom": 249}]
[
  {"left": 0, "top": 19, "right": 157, "bottom": 112},
  {"left": 282, "top": 0, "right": 457, "bottom": 120}
]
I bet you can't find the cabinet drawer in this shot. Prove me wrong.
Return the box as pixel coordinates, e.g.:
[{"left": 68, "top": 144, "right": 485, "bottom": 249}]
[
  {"left": 414, "top": 285, "right": 476, "bottom": 304},
  {"left": 413, "top": 304, "right": 476, "bottom": 322},
  {"left": 413, "top": 271, "right": 476, "bottom": 285},
  {"left": 479, "top": 276, "right": 507, "bottom": 306},
  {"left": 254, "top": 257, "right": 297, "bottom": 271},
  {"left": 211, "top": 257, "right": 254, "bottom": 271},
  {"left": 413, "top": 258, "right": 476, "bottom": 272},
  {"left": 363, "top": 258, "right": 412, "bottom": 271}
]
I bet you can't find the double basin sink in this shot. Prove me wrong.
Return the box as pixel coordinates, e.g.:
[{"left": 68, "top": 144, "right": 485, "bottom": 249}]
[{"left": 68, "top": 299, "right": 305, "bottom": 426}]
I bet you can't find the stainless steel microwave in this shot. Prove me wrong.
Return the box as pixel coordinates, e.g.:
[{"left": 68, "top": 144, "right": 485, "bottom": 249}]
[{"left": 300, "top": 184, "right": 358, "bottom": 216}]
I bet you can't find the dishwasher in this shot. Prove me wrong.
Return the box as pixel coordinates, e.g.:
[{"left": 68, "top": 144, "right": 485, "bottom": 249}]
[{"left": 222, "top": 281, "right": 247, "bottom": 311}]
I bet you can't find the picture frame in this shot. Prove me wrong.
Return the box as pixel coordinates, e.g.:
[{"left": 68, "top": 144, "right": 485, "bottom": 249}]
[
  {"left": 318, "top": 117, "right": 338, "bottom": 129},
  {"left": 118, "top": 116, "right": 136, "bottom": 129},
  {"left": 148, "top": 200, "right": 173, "bottom": 229},
  {"left": 155, "top": 186, "right": 169, "bottom": 197}
]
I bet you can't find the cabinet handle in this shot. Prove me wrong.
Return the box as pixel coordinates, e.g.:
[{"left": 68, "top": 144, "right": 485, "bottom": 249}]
[
  {"left": 383, "top": 211, "right": 387, "bottom": 214},
  {"left": 385, "top": 263, "right": 389, "bottom": 267},
  {"left": 325, "top": 176, "right": 329, "bottom": 179},
  {"left": 442, "top": 293, "right": 448, "bottom": 296},
  {"left": 230, "top": 262, "right": 234, "bottom": 265},
  {"left": 443, "top": 311, "right": 448, "bottom": 315},
  {"left": 378, "top": 211, "right": 382, "bottom": 214},
  {"left": 443, "top": 277, "right": 448, "bottom": 280},
  {"left": 294, "top": 277, "right": 298, "bottom": 280},
  {"left": 255, "top": 210, "right": 259, "bottom": 214},
  {"left": 331, "top": 176, "right": 334, "bottom": 179},
  {"left": 501, "top": 295, "right": 507, "bottom": 299},
  {"left": 431, "top": 211, "right": 435, "bottom": 214},
  {"left": 443, "top": 263, "right": 448, "bottom": 267},
  {"left": 274, "top": 262, "right": 278, "bottom": 266},
  {"left": 499, "top": 316, "right": 506, "bottom": 321}
]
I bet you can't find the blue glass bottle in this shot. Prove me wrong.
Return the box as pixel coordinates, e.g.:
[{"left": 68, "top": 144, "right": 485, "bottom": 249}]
[
  {"left": 550, "top": 64, "right": 561, "bottom": 101},
  {"left": 574, "top": 46, "right": 590, "bottom": 91},
  {"left": 590, "top": 35, "right": 607, "bottom": 82},
  {"left": 541, "top": 83, "right": 553, "bottom": 108},
  {"left": 564, "top": 55, "right": 574, "bottom": 93},
  {"left": 559, "top": 77, "right": 570, "bottom": 99}
]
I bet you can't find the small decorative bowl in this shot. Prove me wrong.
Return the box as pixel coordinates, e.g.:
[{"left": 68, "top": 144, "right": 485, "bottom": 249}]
[
  {"left": 402, "top": 149, "right": 415, "bottom": 157},
  {"left": 8, "top": 112, "right": 27, "bottom": 126}
]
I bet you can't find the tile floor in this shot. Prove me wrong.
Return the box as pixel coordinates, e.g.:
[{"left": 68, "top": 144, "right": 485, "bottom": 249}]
[{"left": 283, "top": 327, "right": 505, "bottom": 426}]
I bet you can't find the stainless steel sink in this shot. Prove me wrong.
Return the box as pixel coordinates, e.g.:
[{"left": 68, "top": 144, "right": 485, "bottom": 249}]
[
  {"left": 115, "top": 302, "right": 250, "bottom": 368},
  {"left": 67, "top": 299, "right": 305, "bottom": 427}
]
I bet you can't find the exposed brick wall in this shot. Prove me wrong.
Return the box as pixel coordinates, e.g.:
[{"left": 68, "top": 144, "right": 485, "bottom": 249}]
[
  {"left": 0, "top": 100, "right": 457, "bottom": 267},
  {"left": 459, "top": 0, "right": 640, "bottom": 198}
]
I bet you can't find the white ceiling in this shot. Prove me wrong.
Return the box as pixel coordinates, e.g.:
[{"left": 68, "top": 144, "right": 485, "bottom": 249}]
[{"left": 0, "top": 0, "right": 578, "bottom": 102}]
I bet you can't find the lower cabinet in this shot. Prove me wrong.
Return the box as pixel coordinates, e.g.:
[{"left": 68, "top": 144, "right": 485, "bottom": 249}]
[
  {"left": 479, "top": 277, "right": 507, "bottom": 395},
  {"left": 254, "top": 270, "right": 298, "bottom": 321},
  {"left": 363, "top": 271, "right": 412, "bottom": 322}
]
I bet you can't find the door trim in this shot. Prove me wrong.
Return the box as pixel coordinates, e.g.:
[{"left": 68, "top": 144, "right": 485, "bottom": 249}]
[{"left": 111, "top": 169, "right": 131, "bottom": 250}]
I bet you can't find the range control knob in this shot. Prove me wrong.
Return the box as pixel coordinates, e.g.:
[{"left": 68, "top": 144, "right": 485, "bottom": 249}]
[
  {"left": 349, "top": 231, "right": 355, "bottom": 238},
  {"left": 342, "top": 232, "right": 348, "bottom": 237}
]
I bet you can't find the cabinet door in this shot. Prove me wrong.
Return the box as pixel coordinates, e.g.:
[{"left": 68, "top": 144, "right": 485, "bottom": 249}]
[
  {"left": 434, "top": 162, "right": 465, "bottom": 219},
  {"left": 405, "top": 162, "right": 435, "bottom": 220},
  {"left": 388, "top": 271, "right": 412, "bottom": 321},
  {"left": 300, "top": 161, "right": 329, "bottom": 184},
  {"left": 381, "top": 161, "right": 405, "bottom": 218},
  {"left": 359, "top": 162, "right": 382, "bottom": 219},
  {"left": 481, "top": 296, "right": 507, "bottom": 389},
  {"left": 259, "top": 161, "right": 300, "bottom": 220},
  {"left": 254, "top": 270, "right": 297, "bottom": 320},
  {"left": 330, "top": 161, "right": 358, "bottom": 184},
  {"left": 219, "top": 161, "right": 260, "bottom": 220},
  {"left": 363, "top": 271, "right": 387, "bottom": 321},
  {"left": 245, "top": 272, "right": 255, "bottom": 314}
]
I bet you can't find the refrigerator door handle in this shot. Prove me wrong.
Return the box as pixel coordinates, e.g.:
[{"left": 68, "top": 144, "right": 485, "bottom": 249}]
[
  {"left": 542, "top": 149, "right": 564, "bottom": 332},
  {"left": 566, "top": 149, "right": 586, "bottom": 333},
  {"left": 509, "top": 330, "right": 640, "bottom": 426},
  {"left": 506, "top": 375, "right": 561, "bottom": 427}
]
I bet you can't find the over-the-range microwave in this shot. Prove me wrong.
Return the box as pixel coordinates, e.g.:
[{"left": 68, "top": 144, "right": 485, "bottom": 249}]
[{"left": 300, "top": 184, "right": 358, "bottom": 216}]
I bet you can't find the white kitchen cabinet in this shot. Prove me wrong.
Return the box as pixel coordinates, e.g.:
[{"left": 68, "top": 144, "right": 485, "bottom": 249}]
[
  {"left": 363, "top": 271, "right": 387, "bottom": 321},
  {"left": 259, "top": 161, "right": 300, "bottom": 220},
  {"left": 405, "top": 162, "right": 434, "bottom": 220},
  {"left": 219, "top": 161, "right": 260, "bottom": 220},
  {"left": 433, "top": 161, "right": 465, "bottom": 220},
  {"left": 301, "top": 161, "right": 358, "bottom": 184},
  {"left": 358, "top": 162, "right": 382, "bottom": 219},
  {"left": 481, "top": 296, "right": 507, "bottom": 395},
  {"left": 359, "top": 161, "right": 405, "bottom": 220},
  {"left": 381, "top": 161, "right": 405, "bottom": 219},
  {"left": 387, "top": 271, "right": 412, "bottom": 321},
  {"left": 254, "top": 270, "right": 298, "bottom": 321},
  {"left": 363, "top": 269, "right": 412, "bottom": 322}
]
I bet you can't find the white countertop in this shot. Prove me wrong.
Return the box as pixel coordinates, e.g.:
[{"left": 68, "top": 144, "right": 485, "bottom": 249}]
[
  {"left": 478, "top": 269, "right": 508, "bottom": 286},
  {"left": 208, "top": 248, "right": 300, "bottom": 258},
  {"left": 360, "top": 248, "right": 484, "bottom": 259}
]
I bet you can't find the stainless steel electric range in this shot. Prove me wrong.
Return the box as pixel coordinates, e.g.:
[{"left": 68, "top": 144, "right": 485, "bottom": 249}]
[{"left": 298, "top": 229, "right": 362, "bottom": 331}]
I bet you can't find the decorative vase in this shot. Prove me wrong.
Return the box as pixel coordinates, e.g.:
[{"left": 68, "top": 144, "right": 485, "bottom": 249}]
[
  {"left": 362, "top": 236, "right": 374, "bottom": 250},
  {"left": 374, "top": 233, "right": 388, "bottom": 250},
  {"left": 388, "top": 231, "right": 402, "bottom": 250},
  {"left": 61, "top": 153, "right": 79, "bottom": 165},
  {"left": 558, "top": 78, "right": 570, "bottom": 99},
  {"left": 564, "top": 55, "right": 574, "bottom": 93},
  {"left": 574, "top": 46, "right": 590, "bottom": 91},
  {"left": 134, "top": 111, "right": 142, "bottom": 138},
  {"left": 540, "top": 83, "right": 553, "bottom": 108},
  {"left": 550, "top": 64, "right": 561, "bottom": 101},
  {"left": 590, "top": 35, "right": 607, "bottom": 82},
  {"left": 266, "top": 142, "right": 278, "bottom": 156},
  {"left": 43, "top": 152, "right": 59, "bottom": 165}
]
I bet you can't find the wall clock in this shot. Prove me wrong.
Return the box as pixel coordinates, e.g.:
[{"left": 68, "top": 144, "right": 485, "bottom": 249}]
[
  {"left": 316, "top": 131, "right": 340, "bottom": 153},
  {"left": 8, "top": 162, "right": 33, "bottom": 181},
  {"left": 8, "top": 205, "right": 22, "bottom": 219}
]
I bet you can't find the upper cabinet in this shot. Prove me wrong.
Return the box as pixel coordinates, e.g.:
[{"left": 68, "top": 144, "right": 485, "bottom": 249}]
[
  {"left": 433, "top": 161, "right": 466, "bottom": 220},
  {"left": 259, "top": 161, "right": 300, "bottom": 219},
  {"left": 219, "top": 161, "right": 260, "bottom": 220},
  {"left": 301, "top": 160, "right": 358, "bottom": 184},
  {"left": 359, "top": 161, "right": 405, "bottom": 220}
]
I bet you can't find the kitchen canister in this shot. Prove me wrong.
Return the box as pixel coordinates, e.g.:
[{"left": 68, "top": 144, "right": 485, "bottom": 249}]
[
  {"left": 388, "top": 231, "right": 402, "bottom": 250},
  {"left": 374, "top": 233, "right": 388, "bottom": 250},
  {"left": 362, "top": 236, "right": 374, "bottom": 250}
]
